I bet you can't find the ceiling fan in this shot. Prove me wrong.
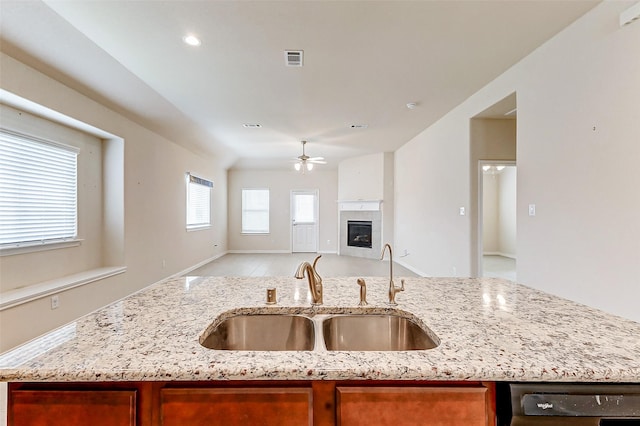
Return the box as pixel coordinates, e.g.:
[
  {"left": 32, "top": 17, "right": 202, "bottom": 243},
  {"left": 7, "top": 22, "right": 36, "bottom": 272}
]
[{"left": 293, "top": 141, "right": 326, "bottom": 172}]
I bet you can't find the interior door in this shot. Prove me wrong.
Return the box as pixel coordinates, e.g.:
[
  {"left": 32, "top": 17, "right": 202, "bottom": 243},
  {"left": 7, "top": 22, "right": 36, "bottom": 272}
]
[{"left": 291, "top": 190, "right": 318, "bottom": 253}]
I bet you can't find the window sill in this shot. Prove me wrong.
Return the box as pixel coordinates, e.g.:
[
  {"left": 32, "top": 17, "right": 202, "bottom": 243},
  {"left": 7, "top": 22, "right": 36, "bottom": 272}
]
[
  {"left": 0, "top": 239, "right": 83, "bottom": 257},
  {"left": 241, "top": 232, "right": 270, "bottom": 235},
  {"left": 0, "top": 266, "right": 127, "bottom": 311},
  {"left": 186, "top": 225, "right": 211, "bottom": 232}
]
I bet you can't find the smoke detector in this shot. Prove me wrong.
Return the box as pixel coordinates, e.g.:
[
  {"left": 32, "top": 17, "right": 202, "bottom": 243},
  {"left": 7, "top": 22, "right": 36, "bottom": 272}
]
[{"left": 285, "top": 50, "right": 303, "bottom": 67}]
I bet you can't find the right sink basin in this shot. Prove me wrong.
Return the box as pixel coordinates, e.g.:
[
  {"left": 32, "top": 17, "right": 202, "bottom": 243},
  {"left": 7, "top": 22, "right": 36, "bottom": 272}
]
[{"left": 322, "top": 314, "right": 439, "bottom": 351}]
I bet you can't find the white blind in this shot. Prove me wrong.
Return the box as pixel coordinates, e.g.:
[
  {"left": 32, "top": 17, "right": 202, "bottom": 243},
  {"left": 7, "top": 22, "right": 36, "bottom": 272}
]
[
  {"left": 186, "top": 173, "right": 212, "bottom": 229},
  {"left": 242, "top": 189, "right": 269, "bottom": 233},
  {"left": 0, "top": 129, "right": 79, "bottom": 248}
]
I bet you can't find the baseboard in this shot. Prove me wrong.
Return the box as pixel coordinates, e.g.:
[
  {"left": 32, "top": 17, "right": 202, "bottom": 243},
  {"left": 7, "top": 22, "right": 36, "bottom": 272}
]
[
  {"left": 483, "top": 252, "right": 516, "bottom": 259},
  {"left": 227, "top": 250, "right": 291, "bottom": 254},
  {"left": 318, "top": 250, "right": 338, "bottom": 254}
]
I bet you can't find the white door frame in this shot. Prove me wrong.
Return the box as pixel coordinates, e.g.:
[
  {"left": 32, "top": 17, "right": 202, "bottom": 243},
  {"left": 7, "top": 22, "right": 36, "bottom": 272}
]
[
  {"left": 290, "top": 189, "right": 319, "bottom": 253},
  {"left": 477, "top": 160, "right": 516, "bottom": 277}
]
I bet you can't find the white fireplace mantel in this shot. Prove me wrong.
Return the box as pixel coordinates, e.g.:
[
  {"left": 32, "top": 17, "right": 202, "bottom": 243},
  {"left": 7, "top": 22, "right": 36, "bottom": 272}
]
[{"left": 338, "top": 200, "right": 382, "bottom": 212}]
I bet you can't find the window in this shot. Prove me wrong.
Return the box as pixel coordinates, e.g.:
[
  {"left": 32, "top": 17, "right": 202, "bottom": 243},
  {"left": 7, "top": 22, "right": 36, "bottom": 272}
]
[
  {"left": 0, "top": 129, "right": 79, "bottom": 249},
  {"left": 242, "top": 189, "right": 269, "bottom": 233},
  {"left": 293, "top": 193, "right": 316, "bottom": 223},
  {"left": 186, "top": 173, "right": 213, "bottom": 230}
]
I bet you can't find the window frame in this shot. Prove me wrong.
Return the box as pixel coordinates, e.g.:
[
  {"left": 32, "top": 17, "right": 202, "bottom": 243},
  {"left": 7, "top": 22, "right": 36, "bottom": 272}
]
[
  {"left": 0, "top": 128, "right": 80, "bottom": 255},
  {"left": 185, "top": 172, "right": 213, "bottom": 231},
  {"left": 241, "top": 188, "right": 270, "bottom": 234}
]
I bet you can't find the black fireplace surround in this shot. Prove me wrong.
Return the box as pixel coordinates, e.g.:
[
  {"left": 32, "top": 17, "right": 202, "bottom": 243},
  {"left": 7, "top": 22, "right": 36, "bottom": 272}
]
[{"left": 347, "top": 220, "right": 372, "bottom": 248}]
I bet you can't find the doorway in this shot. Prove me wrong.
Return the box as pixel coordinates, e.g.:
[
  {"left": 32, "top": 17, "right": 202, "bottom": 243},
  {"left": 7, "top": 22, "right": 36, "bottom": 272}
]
[
  {"left": 291, "top": 190, "right": 318, "bottom": 253},
  {"left": 479, "top": 162, "right": 517, "bottom": 280},
  {"left": 470, "top": 92, "right": 517, "bottom": 278}
]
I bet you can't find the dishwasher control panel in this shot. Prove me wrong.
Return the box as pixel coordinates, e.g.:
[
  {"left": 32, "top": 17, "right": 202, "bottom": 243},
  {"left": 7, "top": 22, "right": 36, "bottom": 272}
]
[
  {"left": 509, "top": 383, "right": 640, "bottom": 425},
  {"left": 523, "top": 392, "right": 640, "bottom": 416}
]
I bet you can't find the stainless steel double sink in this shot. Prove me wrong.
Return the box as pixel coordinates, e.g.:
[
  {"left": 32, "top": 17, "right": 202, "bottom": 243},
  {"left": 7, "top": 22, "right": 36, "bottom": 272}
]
[{"left": 200, "top": 312, "right": 439, "bottom": 352}]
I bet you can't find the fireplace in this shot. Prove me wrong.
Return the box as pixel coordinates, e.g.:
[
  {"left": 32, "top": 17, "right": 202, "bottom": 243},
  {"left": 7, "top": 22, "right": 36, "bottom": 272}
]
[{"left": 347, "top": 221, "right": 372, "bottom": 249}]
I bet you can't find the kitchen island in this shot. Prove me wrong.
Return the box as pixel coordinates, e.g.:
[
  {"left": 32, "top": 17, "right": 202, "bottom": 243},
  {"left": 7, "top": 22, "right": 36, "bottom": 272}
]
[{"left": 1, "top": 276, "right": 639, "bottom": 425}]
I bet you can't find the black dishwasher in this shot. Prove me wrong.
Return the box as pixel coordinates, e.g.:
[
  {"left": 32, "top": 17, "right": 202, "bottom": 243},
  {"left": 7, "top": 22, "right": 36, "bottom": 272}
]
[{"left": 508, "top": 383, "right": 640, "bottom": 425}]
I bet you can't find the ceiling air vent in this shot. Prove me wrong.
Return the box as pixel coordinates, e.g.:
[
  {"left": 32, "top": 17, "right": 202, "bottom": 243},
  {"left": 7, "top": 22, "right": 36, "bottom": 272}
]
[{"left": 285, "top": 50, "right": 303, "bottom": 67}]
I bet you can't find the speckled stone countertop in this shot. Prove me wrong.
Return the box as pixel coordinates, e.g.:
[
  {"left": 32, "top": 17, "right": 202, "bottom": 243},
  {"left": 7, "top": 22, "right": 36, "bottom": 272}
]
[{"left": 1, "top": 276, "right": 639, "bottom": 383}]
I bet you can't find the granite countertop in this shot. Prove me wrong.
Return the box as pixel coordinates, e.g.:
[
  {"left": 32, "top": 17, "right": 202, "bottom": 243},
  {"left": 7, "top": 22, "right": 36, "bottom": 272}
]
[{"left": 1, "top": 276, "right": 639, "bottom": 383}]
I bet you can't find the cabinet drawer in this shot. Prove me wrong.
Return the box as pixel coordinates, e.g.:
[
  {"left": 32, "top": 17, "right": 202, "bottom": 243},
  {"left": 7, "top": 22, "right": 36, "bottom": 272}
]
[
  {"left": 161, "top": 387, "right": 313, "bottom": 426},
  {"left": 337, "top": 386, "right": 489, "bottom": 426},
  {"left": 9, "top": 390, "right": 136, "bottom": 426}
]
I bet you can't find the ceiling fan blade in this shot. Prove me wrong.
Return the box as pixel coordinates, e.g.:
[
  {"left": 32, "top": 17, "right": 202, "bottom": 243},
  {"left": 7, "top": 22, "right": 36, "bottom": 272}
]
[
  {"left": 309, "top": 159, "right": 327, "bottom": 164},
  {"left": 307, "top": 156, "right": 324, "bottom": 161}
]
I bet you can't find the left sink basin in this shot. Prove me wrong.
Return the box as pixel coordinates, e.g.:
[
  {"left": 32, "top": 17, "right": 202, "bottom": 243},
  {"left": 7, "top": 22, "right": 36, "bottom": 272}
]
[{"left": 200, "top": 314, "right": 315, "bottom": 351}]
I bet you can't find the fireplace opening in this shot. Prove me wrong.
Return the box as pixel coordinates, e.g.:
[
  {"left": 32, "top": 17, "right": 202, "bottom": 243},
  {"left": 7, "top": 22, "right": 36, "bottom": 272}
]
[{"left": 347, "top": 220, "right": 372, "bottom": 248}]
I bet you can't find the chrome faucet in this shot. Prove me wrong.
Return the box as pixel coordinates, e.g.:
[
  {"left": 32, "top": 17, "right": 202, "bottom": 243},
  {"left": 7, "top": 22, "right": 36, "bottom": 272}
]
[
  {"left": 381, "top": 243, "right": 405, "bottom": 305},
  {"left": 295, "top": 255, "right": 323, "bottom": 306}
]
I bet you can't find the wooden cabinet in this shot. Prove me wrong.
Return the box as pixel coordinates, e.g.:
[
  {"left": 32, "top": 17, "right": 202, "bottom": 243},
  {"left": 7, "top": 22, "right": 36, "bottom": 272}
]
[
  {"left": 8, "top": 381, "right": 494, "bottom": 426},
  {"left": 160, "top": 387, "right": 312, "bottom": 426},
  {"left": 9, "top": 389, "right": 136, "bottom": 426},
  {"left": 336, "top": 386, "right": 490, "bottom": 426}
]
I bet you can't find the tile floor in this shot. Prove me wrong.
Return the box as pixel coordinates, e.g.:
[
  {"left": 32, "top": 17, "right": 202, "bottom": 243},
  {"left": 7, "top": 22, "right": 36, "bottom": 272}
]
[
  {"left": 187, "top": 252, "right": 418, "bottom": 278},
  {"left": 482, "top": 255, "right": 516, "bottom": 281}
]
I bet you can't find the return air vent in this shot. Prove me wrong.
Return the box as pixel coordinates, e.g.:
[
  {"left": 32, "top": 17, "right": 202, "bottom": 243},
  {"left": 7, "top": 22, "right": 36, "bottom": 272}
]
[{"left": 285, "top": 50, "right": 303, "bottom": 67}]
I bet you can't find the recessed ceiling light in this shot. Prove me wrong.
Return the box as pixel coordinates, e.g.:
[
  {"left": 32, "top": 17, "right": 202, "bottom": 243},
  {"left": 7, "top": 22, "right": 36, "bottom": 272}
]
[
  {"left": 183, "top": 34, "right": 201, "bottom": 46},
  {"left": 406, "top": 102, "right": 418, "bottom": 110},
  {"left": 242, "top": 124, "right": 262, "bottom": 128}
]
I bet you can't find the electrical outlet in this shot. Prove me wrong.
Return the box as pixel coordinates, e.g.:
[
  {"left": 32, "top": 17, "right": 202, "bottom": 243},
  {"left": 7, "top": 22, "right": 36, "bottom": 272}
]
[
  {"left": 51, "top": 295, "right": 60, "bottom": 310},
  {"left": 528, "top": 204, "right": 536, "bottom": 216}
]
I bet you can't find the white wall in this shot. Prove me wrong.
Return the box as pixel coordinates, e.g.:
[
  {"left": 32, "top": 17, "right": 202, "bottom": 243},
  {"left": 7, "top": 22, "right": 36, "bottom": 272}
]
[
  {"left": 482, "top": 174, "right": 499, "bottom": 253},
  {"left": 338, "top": 153, "right": 385, "bottom": 200},
  {"left": 0, "top": 53, "right": 228, "bottom": 351},
  {"left": 227, "top": 169, "right": 338, "bottom": 253},
  {"left": 482, "top": 167, "right": 517, "bottom": 258},
  {"left": 498, "top": 167, "right": 516, "bottom": 257},
  {"left": 395, "top": 2, "right": 640, "bottom": 321}
]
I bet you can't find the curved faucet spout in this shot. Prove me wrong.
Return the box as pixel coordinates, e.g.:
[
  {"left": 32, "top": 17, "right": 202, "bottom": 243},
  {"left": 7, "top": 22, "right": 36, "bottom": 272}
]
[
  {"left": 381, "top": 243, "right": 394, "bottom": 281},
  {"left": 295, "top": 255, "right": 323, "bottom": 306},
  {"left": 381, "top": 243, "right": 404, "bottom": 305}
]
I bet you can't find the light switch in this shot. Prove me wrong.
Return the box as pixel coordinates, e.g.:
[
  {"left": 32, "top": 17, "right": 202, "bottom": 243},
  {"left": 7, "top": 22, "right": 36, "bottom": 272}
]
[
  {"left": 528, "top": 204, "right": 536, "bottom": 216},
  {"left": 459, "top": 207, "right": 465, "bottom": 216}
]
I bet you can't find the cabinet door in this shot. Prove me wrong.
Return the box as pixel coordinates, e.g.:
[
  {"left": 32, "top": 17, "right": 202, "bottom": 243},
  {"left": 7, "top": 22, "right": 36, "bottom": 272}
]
[
  {"left": 9, "top": 390, "right": 136, "bottom": 426},
  {"left": 161, "top": 387, "right": 312, "bottom": 426},
  {"left": 337, "top": 386, "right": 489, "bottom": 426}
]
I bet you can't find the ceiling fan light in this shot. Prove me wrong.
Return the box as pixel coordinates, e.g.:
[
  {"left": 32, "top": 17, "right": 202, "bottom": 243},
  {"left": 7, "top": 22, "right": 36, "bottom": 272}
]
[
  {"left": 306, "top": 162, "right": 313, "bottom": 171},
  {"left": 294, "top": 162, "right": 301, "bottom": 171}
]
